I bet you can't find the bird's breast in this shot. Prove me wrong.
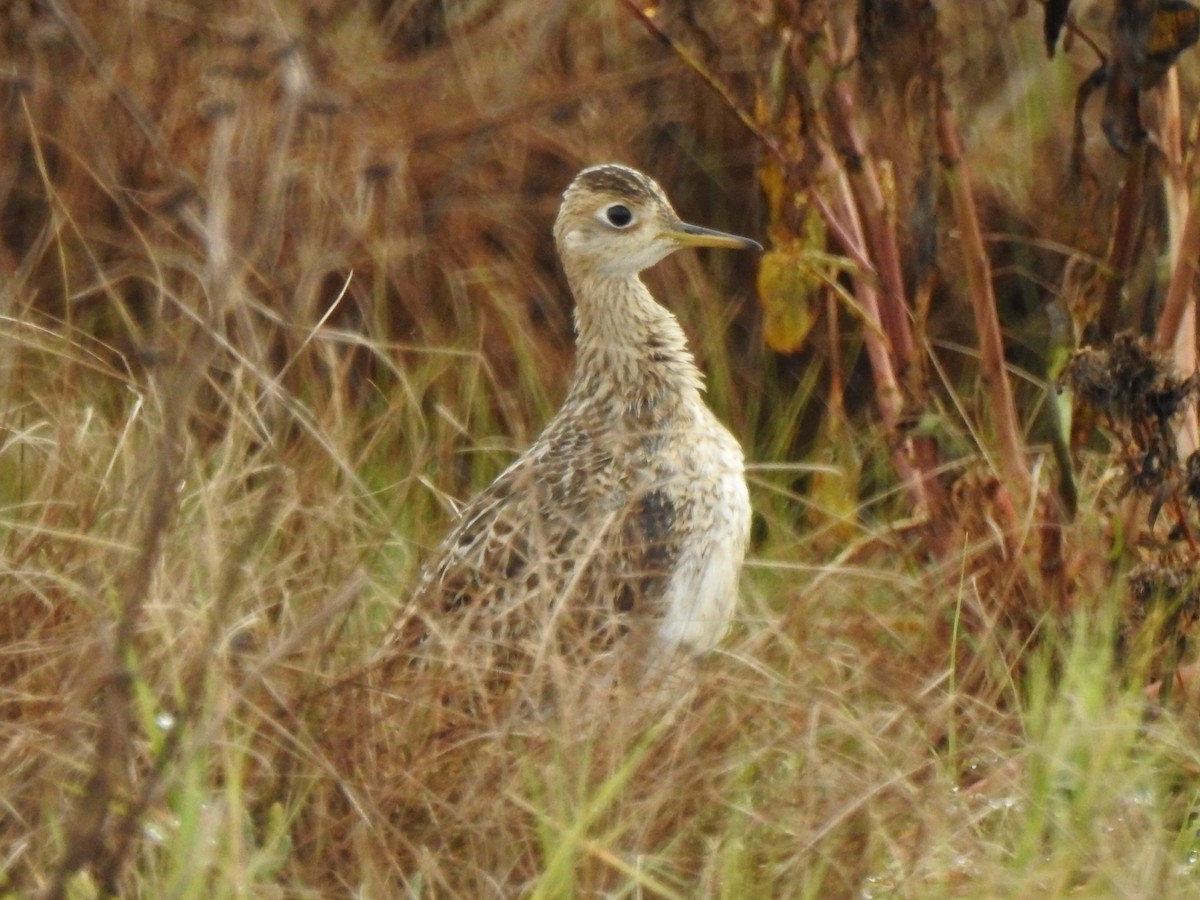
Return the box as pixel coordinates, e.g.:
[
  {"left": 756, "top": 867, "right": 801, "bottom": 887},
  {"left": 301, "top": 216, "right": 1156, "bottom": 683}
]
[
  {"left": 630, "top": 404, "right": 751, "bottom": 655},
  {"left": 533, "top": 390, "right": 750, "bottom": 658}
]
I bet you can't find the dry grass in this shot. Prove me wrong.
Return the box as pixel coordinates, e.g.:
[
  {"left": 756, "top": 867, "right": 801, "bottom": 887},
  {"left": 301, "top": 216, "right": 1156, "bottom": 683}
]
[{"left": 4, "top": 1, "right": 1200, "bottom": 897}]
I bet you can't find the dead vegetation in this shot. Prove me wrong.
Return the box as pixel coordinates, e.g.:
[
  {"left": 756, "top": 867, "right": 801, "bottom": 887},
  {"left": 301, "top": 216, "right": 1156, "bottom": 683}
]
[{"left": 4, "top": 0, "right": 1200, "bottom": 896}]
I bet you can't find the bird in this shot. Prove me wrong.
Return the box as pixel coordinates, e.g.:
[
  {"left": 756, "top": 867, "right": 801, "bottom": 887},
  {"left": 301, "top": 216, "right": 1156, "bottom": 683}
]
[{"left": 391, "top": 163, "right": 761, "bottom": 704}]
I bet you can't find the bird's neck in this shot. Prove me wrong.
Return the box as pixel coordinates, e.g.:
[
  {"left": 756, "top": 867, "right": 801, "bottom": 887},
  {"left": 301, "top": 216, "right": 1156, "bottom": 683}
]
[{"left": 564, "top": 269, "right": 705, "bottom": 416}]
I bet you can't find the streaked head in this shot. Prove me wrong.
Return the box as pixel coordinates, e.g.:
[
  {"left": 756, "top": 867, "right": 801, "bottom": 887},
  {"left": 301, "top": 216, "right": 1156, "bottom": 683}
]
[{"left": 553, "top": 164, "right": 761, "bottom": 278}]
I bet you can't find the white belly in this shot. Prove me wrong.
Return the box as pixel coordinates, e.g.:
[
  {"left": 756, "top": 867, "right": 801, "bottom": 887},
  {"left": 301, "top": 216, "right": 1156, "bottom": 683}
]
[{"left": 654, "top": 411, "right": 751, "bottom": 655}]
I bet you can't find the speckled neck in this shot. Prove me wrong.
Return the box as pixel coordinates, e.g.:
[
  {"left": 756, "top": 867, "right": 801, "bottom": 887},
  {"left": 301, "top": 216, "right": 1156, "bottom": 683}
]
[{"left": 562, "top": 268, "right": 706, "bottom": 418}]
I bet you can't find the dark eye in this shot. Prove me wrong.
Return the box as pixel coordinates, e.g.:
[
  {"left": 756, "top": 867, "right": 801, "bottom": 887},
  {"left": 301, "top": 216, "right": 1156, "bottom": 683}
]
[{"left": 605, "top": 204, "right": 633, "bottom": 228}]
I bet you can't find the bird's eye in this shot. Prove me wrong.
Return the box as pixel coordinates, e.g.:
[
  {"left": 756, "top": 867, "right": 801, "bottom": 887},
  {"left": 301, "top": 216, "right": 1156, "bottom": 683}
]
[{"left": 604, "top": 204, "right": 634, "bottom": 228}]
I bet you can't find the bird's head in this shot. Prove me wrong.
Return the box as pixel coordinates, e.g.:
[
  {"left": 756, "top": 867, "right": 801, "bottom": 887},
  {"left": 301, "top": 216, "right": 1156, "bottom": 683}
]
[{"left": 553, "top": 164, "right": 761, "bottom": 279}]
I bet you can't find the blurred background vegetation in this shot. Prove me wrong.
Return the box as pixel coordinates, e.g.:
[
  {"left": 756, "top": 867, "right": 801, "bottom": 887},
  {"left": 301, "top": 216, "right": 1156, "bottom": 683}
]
[{"left": 6, "top": 0, "right": 1200, "bottom": 896}]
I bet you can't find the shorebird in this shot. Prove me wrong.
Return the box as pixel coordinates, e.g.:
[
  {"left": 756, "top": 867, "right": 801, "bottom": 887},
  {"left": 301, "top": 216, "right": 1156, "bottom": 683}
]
[{"left": 397, "top": 163, "right": 760, "bottom": 693}]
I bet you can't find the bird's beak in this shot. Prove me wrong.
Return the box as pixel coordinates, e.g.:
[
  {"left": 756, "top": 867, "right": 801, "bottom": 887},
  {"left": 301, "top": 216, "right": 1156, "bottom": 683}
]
[{"left": 667, "top": 221, "right": 763, "bottom": 252}]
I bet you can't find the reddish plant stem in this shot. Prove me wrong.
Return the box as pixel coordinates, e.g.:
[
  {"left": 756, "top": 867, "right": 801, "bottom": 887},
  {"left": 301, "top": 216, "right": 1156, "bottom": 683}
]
[
  {"left": 824, "top": 77, "right": 949, "bottom": 535},
  {"left": 1151, "top": 71, "right": 1199, "bottom": 461},
  {"left": 1156, "top": 193, "right": 1200, "bottom": 352},
  {"left": 821, "top": 155, "right": 931, "bottom": 517},
  {"left": 825, "top": 80, "right": 916, "bottom": 377},
  {"left": 935, "top": 95, "right": 1033, "bottom": 503}
]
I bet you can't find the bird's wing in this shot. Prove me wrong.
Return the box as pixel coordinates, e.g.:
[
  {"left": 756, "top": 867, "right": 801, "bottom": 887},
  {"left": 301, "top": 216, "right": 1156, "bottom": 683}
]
[{"left": 391, "top": 416, "right": 618, "bottom": 651}]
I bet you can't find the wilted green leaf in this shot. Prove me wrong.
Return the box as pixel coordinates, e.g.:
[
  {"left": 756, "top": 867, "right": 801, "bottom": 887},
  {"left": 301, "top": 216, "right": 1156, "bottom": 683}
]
[{"left": 756, "top": 203, "right": 834, "bottom": 354}]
